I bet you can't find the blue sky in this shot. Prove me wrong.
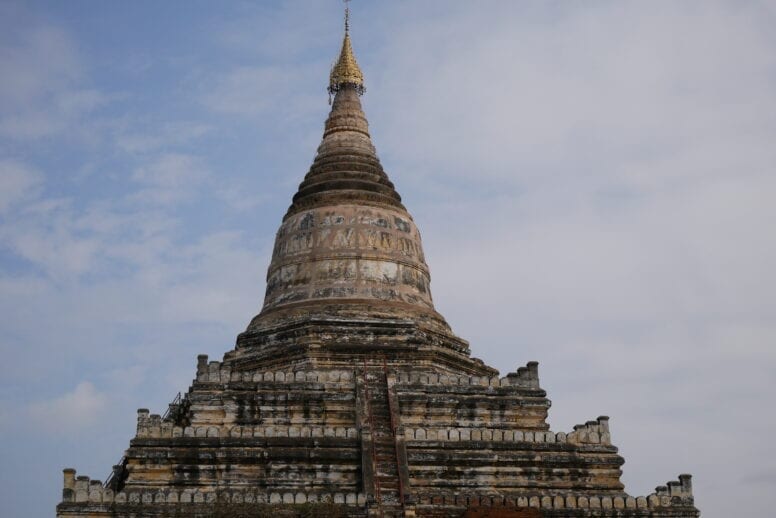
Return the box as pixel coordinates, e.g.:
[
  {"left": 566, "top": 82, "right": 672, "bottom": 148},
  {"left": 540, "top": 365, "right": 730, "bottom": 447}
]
[{"left": 1, "top": 1, "right": 775, "bottom": 516}]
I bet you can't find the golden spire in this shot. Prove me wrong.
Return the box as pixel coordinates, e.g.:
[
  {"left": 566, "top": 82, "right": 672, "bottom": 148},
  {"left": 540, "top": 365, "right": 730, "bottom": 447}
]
[{"left": 329, "top": 0, "right": 365, "bottom": 95}]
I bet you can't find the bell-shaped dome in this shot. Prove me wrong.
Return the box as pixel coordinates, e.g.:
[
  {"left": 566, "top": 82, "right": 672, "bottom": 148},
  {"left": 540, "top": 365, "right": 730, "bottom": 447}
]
[
  {"left": 246, "top": 83, "right": 447, "bottom": 333},
  {"left": 242, "top": 25, "right": 452, "bottom": 336}
]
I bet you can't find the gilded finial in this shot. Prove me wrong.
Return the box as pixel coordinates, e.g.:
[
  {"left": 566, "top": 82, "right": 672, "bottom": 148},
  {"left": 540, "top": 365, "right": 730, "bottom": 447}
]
[{"left": 329, "top": 0, "right": 365, "bottom": 96}]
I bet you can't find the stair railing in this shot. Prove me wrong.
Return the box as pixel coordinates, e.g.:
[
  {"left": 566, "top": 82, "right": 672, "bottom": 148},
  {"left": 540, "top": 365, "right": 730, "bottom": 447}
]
[
  {"left": 162, "top": 392, "right": 182, "bottom": 420},
  {"left": 103, "top": 455, "right": 127, "bottom": 489}
]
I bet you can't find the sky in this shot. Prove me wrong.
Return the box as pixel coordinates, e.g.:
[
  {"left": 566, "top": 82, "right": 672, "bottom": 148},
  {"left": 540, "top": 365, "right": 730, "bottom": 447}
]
[{"left": 1, "top": 1, "right": 775, "bottom": 516}]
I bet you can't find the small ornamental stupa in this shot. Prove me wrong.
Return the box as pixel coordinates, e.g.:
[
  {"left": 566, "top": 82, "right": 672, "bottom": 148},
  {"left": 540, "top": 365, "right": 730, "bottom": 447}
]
[{"left": 57, "top": 6, "right": 700, "bottom": 518}]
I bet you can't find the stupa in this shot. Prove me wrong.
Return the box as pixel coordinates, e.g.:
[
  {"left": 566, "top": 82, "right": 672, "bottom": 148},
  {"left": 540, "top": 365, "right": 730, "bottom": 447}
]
[{"left": 57, "top": 7, "right": 700, "bottom": 518}]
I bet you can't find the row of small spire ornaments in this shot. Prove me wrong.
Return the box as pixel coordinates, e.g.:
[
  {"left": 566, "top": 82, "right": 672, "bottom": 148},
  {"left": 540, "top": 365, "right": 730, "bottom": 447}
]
[{"left": 329, "top": 0, "right": 365, "bottom": 103}]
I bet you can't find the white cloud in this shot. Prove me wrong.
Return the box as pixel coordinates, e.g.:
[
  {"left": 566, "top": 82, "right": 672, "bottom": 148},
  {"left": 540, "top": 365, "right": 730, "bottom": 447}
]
[
  {"left": 116, "top": 122, "right": 211, "bottom": 154},
  {"left": 0, "top": 159, "right": 42, "bottom": 212},
  {"left": 0, "top": 25, "right": 81, "bottom": 106},
  {"left": 28, "top": 382, "right": 108, "bottom": 431},
  {"left": 215, "top": 1, "right": 335, "bottom": 61},
  {"left": 202, "top": 65, "right": 323, "bottom": 121},
  {"left": 215, "top": 185, "right": 270, "bottom": 212},
  {"left": 1, "top": 195, "right": 101, "bottom": 279},
  {"left": 372, "top": 1, "right": 776, "bottom": 186},
  {"left": 0, "top": 22, "right": 110, "bottom": 139},
  {"left": 130, "top": 153, "right": 210, "bottom": 205}
]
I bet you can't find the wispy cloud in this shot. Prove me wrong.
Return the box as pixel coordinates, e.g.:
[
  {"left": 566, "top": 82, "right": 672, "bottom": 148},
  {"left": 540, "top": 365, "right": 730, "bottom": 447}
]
[
  {"left": 0, "top": 159, "right": 42, "bottom": 212},
  {"left": 201, "top": 64, "right": 325, "bottom": 126},
  {"left": 130, "top": 153, "right": 210, "bottom": 206},
  {"left": 0, "top": 23, "right": 111, "bottom": 140},
  {"left": 28, "top": 382, "right": 108, "bottom": 432},
  {"left": 116, "top": 122, "right": 211, "bottom": 154}
]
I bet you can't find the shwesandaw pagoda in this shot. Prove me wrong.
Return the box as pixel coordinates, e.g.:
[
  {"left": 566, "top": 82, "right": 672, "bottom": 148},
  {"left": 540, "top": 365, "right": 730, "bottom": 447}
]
[{"left": 57, "top": 6, "right": 700, "bottom": 518}]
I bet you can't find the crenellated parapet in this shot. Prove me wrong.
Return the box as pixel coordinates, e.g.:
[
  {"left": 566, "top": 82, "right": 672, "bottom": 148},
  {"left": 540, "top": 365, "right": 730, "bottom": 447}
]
[
  {"left": 567, "top": 415, "right": 612, "bottom": 445},
  {"left": 393, "top": 361, "right": 550, "bottom": 433},
  {"left": 412, "top": 474, "right": 697, "bottom": 515},
  {"left": 652, "top": 474, "right": 695, "bottom": 507},
  {"left": 59, "top": 468, "right": 365, "bottom": 510},
  {"left": 502, "top": 360, "right": 541, "bottom": 388},
  {"left": 194, "top": 354, "right": 356, "bottom": 385},
  {"left": 134, "top": 406, "right": 359, "bottom": 440},
  {"left": 402, "top": 426, "right": 607, "bottom": 445},
  {"left": 393, "top": 360, "right": 541, "bottom": 390},
  {"left": 60, "top": 468, "right": 696, "bottom": 516}
]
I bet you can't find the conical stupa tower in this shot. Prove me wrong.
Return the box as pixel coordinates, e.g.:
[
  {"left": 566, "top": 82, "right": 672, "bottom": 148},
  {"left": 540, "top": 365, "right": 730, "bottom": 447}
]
[
  {"left": 57, "top": 9, "right": 699, "bottom": 518},
  {"left": 230, "top": 9, "right": 489, "bottom": 376}
]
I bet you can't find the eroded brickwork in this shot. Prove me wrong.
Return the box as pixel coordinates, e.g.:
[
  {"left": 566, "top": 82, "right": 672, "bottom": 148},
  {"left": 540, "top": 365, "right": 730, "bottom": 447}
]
[{"left": 58, "top": 357, "right": 698, "bottom": 517}]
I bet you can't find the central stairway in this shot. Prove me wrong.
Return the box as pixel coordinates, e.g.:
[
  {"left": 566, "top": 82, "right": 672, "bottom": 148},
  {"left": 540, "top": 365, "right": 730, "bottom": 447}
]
[{"left": 358, "top": 361, "right": 413, "bottom": 517}]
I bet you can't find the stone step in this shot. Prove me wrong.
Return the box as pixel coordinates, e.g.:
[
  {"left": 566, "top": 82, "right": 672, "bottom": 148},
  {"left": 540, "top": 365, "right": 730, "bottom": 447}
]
[
  {"left": 361, "top": 368, "right": 406, "bottom": 512},
  {"left": 374, "top": 448, "right": 396, "bottom": 455},
  {"left": 370, "top": 510, "right": 404, "bottom": 518},
  {"left": 375, "top": 443, "right": 396, "bottom": 459}
]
